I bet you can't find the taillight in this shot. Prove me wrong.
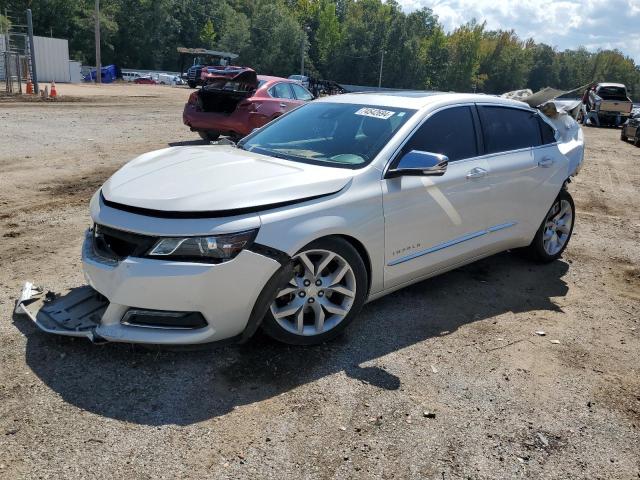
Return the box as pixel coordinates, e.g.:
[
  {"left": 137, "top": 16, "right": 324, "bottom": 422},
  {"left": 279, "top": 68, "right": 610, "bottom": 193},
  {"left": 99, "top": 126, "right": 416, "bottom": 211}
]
[{"left": 187, "top": 92, "right": 198, "bottom": 105}]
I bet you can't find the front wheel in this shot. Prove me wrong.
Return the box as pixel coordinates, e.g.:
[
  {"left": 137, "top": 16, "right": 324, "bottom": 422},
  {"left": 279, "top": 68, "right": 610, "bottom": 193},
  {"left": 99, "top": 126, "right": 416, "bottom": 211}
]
[
  {"left": 525, "top": 189, "right": 575, "bottom": 263},
  {"left": 188, "top": 81, "right": 197, "bottom": 89},
  {"left": 261, "top": 237, "right": 367, "bottom": 345}
]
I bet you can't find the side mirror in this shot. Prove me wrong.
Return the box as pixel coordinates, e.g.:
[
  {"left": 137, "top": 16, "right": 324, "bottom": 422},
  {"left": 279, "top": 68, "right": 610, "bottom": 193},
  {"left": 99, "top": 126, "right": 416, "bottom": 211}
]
[{"left": 387, "top": 150, "right": 448, "bottom": 178}]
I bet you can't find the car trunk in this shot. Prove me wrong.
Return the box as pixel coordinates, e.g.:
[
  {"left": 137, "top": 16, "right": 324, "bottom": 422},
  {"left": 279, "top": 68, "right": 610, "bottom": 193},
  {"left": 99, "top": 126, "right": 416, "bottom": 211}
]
[{"left": 198, "top": 68, "right": 258, "bottom": 115}]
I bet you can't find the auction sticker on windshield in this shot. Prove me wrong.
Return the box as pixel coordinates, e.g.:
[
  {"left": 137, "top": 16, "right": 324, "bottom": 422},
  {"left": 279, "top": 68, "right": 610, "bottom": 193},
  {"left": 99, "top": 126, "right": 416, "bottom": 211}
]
[{"left": 355, "top": 107, "right": 395, "bottom": 120}]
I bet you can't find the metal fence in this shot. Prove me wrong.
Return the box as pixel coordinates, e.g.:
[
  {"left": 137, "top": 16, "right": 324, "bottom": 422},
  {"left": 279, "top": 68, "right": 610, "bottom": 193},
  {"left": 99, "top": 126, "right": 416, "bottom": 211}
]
[{"left": 2, "top": 51, "right": 29, "bottom": 93}]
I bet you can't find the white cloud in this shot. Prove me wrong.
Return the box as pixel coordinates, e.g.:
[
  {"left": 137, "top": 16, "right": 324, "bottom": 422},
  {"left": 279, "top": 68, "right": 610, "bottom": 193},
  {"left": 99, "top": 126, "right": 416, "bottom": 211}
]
[{"left": 397, "top": 0, "right": 640, "bottom": 63}]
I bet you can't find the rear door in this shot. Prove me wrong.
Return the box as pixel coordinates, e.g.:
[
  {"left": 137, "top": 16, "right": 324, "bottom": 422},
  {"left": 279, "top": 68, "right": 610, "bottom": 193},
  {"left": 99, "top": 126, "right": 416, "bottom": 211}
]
[
  {"left": 266, "top": 82, "right": 301, "bottom": 117},
  {"left": 477, "top": 105, "right": 568, "bottom": 243},
  {"left": 382, "top": 105, "right": 492, "bottom": 289}
]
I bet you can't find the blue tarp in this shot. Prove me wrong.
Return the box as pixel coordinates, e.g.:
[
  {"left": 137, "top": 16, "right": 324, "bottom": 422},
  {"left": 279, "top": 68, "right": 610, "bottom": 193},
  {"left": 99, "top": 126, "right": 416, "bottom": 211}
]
[{"left": 84, "top": 65, "right": 121, "bottom": 83}]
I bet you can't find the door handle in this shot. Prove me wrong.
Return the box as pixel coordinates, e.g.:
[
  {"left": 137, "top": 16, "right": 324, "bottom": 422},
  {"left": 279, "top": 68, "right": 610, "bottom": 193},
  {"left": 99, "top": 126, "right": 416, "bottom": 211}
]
[
  {"left": 279, "top": 103, "right": 287, "bottom": 108},
  {"left": 466, "top": 167, "right": 488, "bottom": 179},
  {"left": 538, "top": 157, "right": 555, "bottom": 168}
]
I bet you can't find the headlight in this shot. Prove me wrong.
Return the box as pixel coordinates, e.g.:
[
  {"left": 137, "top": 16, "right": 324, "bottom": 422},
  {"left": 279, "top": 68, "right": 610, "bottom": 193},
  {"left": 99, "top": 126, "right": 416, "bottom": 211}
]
[{"left": 146, "top": 229, "right": 258, "bottom": 263}]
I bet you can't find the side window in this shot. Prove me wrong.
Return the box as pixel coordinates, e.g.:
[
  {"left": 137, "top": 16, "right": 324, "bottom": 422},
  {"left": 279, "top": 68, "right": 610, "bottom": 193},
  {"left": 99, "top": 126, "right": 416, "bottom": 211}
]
[
  {"left": 269, "top": 83, "right": 294, "bottom": 99},
  {"left": 291, "top": 83, "right": 314, "bottom": 101},
  {"left": 478, "top": 106, "right": 541, "bottom": 153},
  {"left": 403, "top": 106, "right": 478, "bottom": 162},
  {"left": 537, "top": 116, "right": 557, "bottom": 145}
]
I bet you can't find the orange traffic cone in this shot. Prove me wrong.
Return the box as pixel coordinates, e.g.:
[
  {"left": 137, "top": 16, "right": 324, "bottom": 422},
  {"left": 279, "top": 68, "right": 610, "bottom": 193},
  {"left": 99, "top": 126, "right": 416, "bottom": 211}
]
[
  {"left": 50, "top": 81, "right": 57, "bottom": 98},
  {"left": 26, "top": 81, "right": 34, "bottom": 94}
]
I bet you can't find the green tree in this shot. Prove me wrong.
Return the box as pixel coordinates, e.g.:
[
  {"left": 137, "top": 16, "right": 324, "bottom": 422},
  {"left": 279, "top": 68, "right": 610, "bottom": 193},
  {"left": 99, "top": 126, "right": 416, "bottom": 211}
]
[
  {"left": 200, "top": 18, "right": 216, "bottom": 49},
  {"left": 216, "top": 3, "right": 250, "bottom": 54},
  {"left": 331, "top": 0, "right": 393, "bottom": 85},
  {"left": 240, "top": 0, "right": 305, "bottom": 77},
  {"left": 445, "top": 20, "right": 485, "bottom": 91},
  {"left": 478, "top": 30, "right": 530, "bottom": 93},
  {"left": 0, "top": 13, "right": 10, "bottom": 34},
  {"left": 527, "top": 43, "right": 559, "bottom": 91},
  {"left": 0, "top": 0, "right": 638, "bottom": 95},
  {"left": 420, "top": 25, "right": 449, "bottom": 89},
  {"left": 315, "top": 0, "right": 340, "bottom": 67}
]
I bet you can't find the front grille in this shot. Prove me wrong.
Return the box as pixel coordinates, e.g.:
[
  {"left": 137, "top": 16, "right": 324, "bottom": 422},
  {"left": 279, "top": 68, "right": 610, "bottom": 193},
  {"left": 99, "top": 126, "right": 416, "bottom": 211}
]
[
  {"left": 187, "top": 67, "right": 201, "bottom": 81},
  {"left": 93, "top": 224, "right": 157, "bottom": 261}
]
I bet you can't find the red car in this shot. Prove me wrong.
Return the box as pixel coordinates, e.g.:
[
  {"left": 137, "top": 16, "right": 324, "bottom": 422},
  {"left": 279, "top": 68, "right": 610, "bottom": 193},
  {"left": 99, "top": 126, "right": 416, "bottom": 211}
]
[
  {"left": 183, "top": 68, "right": 314, "bottom": 141},
  {"left": 134, "top": 76, "right": 157, "bottom": 85}
]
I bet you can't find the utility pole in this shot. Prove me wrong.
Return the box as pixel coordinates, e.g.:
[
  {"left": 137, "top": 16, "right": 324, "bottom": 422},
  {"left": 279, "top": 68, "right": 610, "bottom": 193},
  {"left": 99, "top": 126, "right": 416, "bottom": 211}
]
[
  {"left": 378, "top": 50, "right": 385, "bottom": 88},
  {"left": 26, "top": 8, "right": 38, "bottom": 93},
  {"left": 300, "top": 33, "right": 305, "bottom": 76},
  {"left": 94, "top": 0, "right": 101, "bottom": 84}
]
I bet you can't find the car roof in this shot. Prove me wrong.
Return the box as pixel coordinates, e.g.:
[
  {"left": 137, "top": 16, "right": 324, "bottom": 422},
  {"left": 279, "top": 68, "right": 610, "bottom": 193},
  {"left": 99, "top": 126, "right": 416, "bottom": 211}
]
[
  {"left": 314, "top": 91, "right": 531, "bottom": 110},
  {"left": 258, "top": 75, "right": 293, "bottom": 84},
  {"left": 597, "top": 83, "right": 626, "bottom": 88}
]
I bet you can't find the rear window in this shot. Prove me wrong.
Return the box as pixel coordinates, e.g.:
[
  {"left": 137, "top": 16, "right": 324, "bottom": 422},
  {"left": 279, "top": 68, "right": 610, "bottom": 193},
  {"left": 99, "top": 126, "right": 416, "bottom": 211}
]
[
  {"left": 538, "top": 117, "right": 556, "bottom": 145},
  {"left": 597, "top": 86, "right": 627, "bottom": 100},
  {"left": 478, "top": 106, "right": 541, "bottom": 153},
  {"left": 291, "top": 83, "right": 314, "bottom": 101}
]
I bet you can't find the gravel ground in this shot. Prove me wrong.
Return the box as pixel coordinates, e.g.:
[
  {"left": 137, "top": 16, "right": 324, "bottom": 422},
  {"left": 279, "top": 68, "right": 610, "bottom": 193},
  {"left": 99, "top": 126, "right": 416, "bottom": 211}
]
[{"left": 0, "top": 86, "right": 639, "bottom": 479}]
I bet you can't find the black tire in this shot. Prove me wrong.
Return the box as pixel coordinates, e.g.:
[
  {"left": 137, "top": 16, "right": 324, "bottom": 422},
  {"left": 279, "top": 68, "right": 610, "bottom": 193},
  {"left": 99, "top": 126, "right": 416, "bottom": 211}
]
[
  {"left": 621, "top": 129, "right": 628, "bottom": 142},
  {"left": 188, "top": 81, "right": 197, "bottom": 89},
  {"left": 634, "top": 135, "right": 640, "bottom": 147},
  {"left": 525, "top": 189, "right": 575, "bottom": 263},
  {"left": 198, "top": 131, "right": 220, "bottom": 142},
  {"left": 261, "top": 237, "right": 368, "bottom": 345}
]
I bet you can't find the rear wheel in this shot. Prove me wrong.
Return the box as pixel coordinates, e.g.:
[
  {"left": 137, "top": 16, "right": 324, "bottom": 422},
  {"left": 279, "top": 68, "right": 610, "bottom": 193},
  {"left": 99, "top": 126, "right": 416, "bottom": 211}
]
[
  {"left": 261, "top": 237, "right": 367, "bottom": 345},
  {"left": 198, "top": 131, "right": 220, "bottom": 142},
  {"left": 525, "top": 189, "right": 575, "bottom": 263}
]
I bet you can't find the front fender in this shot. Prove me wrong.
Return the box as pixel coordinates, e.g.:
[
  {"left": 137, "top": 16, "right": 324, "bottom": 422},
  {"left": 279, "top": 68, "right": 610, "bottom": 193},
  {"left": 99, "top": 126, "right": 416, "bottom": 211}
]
[{"left": 256, "top": 172, "right": 385, "bottom": 295}]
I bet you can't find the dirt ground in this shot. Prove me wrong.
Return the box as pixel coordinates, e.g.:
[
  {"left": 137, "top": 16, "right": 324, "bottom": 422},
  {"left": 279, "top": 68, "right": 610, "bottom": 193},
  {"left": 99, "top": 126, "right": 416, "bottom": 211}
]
[{"left": 0, "top": 85, "right": 638, "bottom": 480}]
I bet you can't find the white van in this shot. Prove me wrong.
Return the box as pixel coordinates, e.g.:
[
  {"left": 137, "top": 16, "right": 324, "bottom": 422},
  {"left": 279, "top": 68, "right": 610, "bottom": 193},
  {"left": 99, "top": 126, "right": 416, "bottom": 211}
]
[{"left": 157, "top": 73, "right": 184, "bottom": 86}]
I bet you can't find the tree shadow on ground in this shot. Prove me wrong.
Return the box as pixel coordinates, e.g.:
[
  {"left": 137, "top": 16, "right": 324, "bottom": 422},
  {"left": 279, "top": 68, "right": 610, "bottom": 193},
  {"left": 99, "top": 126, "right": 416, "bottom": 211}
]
[{"left": 14, "top": 252, "right": 569, "bottom": 426}]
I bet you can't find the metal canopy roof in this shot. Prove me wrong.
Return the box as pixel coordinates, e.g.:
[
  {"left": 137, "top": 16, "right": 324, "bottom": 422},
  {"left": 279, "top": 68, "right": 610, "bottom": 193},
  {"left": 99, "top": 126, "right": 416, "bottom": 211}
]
[{"left": 176, "top": 47, "right": 238, "bottom": 59}]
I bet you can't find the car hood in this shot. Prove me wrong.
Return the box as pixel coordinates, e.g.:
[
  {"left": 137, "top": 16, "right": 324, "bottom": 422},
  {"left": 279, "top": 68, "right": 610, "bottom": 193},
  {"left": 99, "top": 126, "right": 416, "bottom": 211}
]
[{"left": 101, "top": 145, "right": 354, "bottom": 214}]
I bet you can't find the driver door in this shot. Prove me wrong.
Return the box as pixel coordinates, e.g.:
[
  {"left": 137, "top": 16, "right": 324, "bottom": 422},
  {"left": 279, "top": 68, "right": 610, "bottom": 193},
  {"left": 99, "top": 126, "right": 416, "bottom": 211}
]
[{"left": 382, "top": 105, "right": 491, "bottom": 289}]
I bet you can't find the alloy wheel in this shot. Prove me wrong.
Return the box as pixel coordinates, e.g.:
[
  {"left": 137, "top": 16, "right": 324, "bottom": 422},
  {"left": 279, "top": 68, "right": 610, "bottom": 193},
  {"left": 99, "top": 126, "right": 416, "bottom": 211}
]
[
  {"left": 270, "top": 249, "right": 356, "bottom": 336},
  {"left": 542, "top": 199, "right": 573, "bottom": 256}
]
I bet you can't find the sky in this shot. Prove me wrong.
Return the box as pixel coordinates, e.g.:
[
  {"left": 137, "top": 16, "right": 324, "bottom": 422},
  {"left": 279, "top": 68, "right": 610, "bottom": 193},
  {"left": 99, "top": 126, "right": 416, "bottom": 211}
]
[{"left": 397, "top": 0, "right": 640, "bottom": 63}]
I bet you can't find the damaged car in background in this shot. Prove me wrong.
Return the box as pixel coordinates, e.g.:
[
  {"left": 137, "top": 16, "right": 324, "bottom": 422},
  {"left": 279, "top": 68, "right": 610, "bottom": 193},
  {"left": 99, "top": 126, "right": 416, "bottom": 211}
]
[
  {"left": 621, "top": 108, "right": 640, "bottom": 146},
  {"left": 582, "top": 82, "right": 633, "bottom": 127},
  {"left": 16, "top": 91, "right": 584, "bottom": 346},
  {"left": 182, "top": 66, "right": 314, "bottom": 141}
]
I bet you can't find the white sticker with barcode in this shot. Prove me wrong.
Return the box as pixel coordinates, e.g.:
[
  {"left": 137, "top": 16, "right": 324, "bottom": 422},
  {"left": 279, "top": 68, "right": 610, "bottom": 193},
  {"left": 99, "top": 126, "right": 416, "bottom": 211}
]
[{"left": 354, "top": 107, "right": 395, "bottom": 120}]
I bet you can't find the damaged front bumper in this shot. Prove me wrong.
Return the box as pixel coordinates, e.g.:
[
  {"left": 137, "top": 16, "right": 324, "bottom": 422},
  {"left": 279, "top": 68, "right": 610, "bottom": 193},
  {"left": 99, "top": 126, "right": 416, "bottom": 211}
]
[
  {"left": 15, "top": 282, "right": 108, "bottom": 342},
  {"left": 14, "top": 231, "right": 287, "bottom": 345}
]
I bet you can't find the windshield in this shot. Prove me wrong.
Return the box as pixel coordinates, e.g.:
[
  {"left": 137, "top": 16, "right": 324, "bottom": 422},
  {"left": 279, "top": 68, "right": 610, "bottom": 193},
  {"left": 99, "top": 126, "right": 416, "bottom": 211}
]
[{"left": 239, "top": 102, "right": 416, "bottom": 168}]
